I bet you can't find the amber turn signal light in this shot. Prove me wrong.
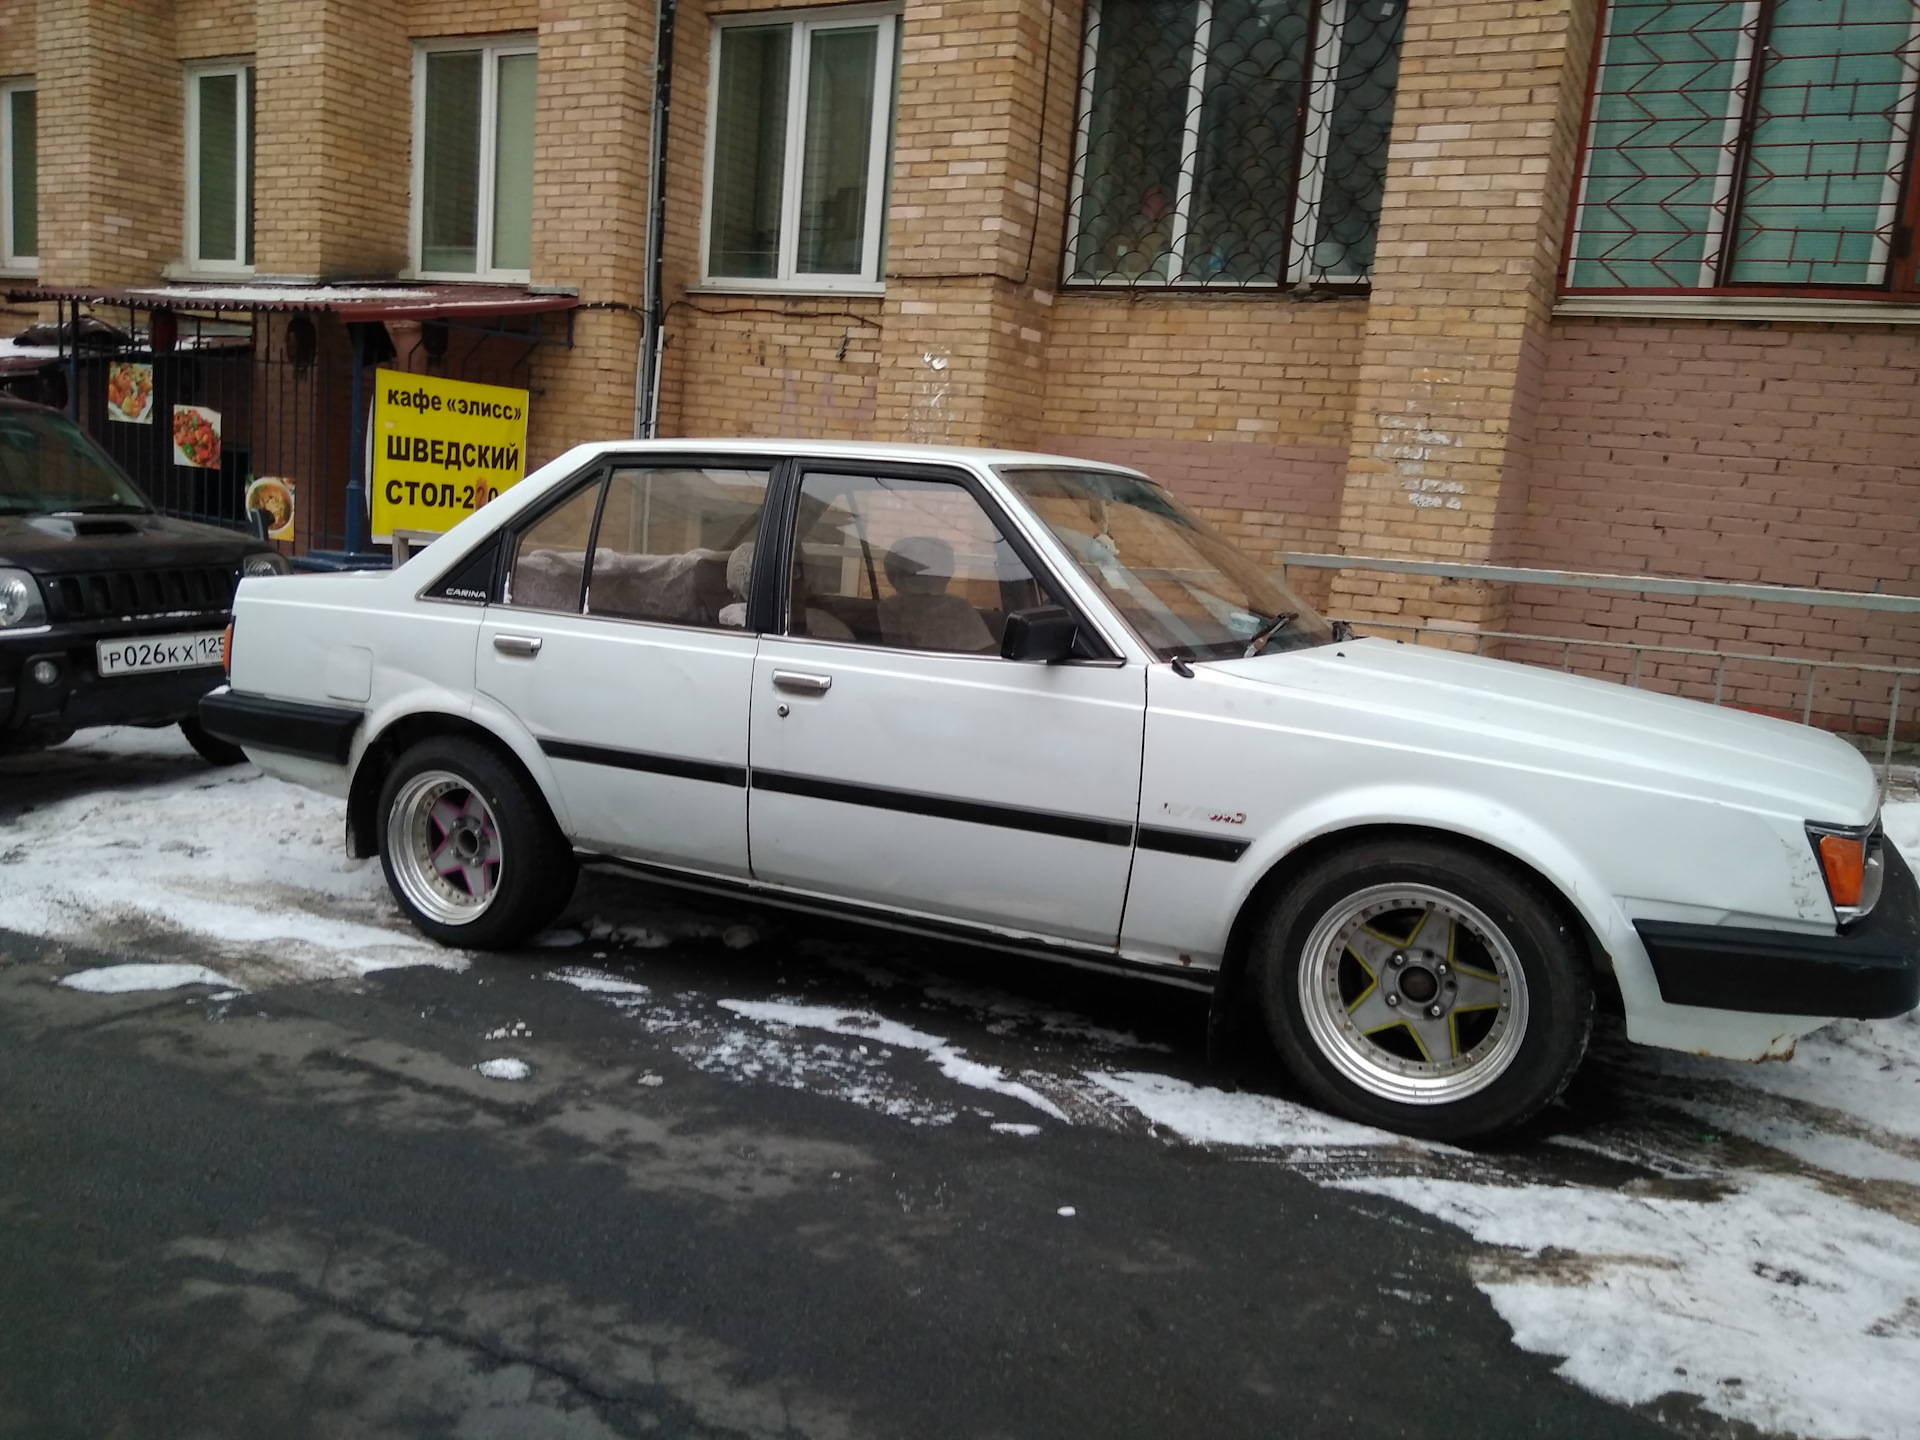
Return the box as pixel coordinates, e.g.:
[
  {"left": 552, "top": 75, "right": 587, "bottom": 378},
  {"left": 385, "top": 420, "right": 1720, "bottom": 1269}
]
[
  {"left": 1817, "top": 832, "right": 1865, "bottom": 909},
  {"left": 221, "top": 622, "right": 234, "bottom": 677}
]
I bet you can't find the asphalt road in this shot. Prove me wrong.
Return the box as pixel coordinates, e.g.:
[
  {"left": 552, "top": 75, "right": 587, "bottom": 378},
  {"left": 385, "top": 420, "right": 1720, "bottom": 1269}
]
[{"left": 0, "top": 735, "right": 1850, "bottom": 1440}]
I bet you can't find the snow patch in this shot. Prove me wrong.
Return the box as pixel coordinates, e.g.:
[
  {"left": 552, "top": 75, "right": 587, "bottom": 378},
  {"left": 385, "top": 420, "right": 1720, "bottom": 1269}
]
[
  {"left": 719, "top": 999, "right": 1068, "bottom": 1121},
  {"left": 991, "top": 1122, "right": 1041, "bottom": 1137},
  {"left": 59, "top": 963, "right": 243, "bottom": 994},
  {"left": 475, "top": 1058, "right": 530, "bottom": 1082},
  {"left": 1089, "top": 1070, "right": 1405, "bottom": 1150},
  {"left": 549, "top": 968, "right": 651, "bottom": 998},
  {"left": 1336, "top": 1171, "right": 1920, "bottom": 1440}
]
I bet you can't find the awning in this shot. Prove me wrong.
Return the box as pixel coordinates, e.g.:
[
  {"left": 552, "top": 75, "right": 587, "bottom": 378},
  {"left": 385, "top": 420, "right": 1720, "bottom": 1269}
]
[{"left": 6, "top": 280, "right": 580, "bottom": 324}]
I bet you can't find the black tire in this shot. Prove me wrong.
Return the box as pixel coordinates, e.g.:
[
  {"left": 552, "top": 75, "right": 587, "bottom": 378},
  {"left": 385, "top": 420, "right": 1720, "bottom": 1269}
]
[
  {"left": 375, "top": 736, "right": 576, "bottom": 950},
  {"left": 179, "top": 715, "right": 249, "bottom": 767},
  {"left": 1252, "top": 839, "right": 1593, "bottom": 1141}
]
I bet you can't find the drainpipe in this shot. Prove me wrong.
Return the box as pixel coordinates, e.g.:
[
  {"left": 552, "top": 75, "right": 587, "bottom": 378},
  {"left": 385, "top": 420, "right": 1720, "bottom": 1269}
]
[
  {"left": 634, "top": 0, "right": 676, "bottom": 438},
  {"left": 345, "top": 324, "right": 370, "bottom": 554}
]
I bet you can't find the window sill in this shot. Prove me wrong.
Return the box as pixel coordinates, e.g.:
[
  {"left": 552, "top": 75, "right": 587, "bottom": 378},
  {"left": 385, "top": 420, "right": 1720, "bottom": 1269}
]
[
  {"left": 162, "top": 262, "right": 258, "bottom": 282},
  {"left": 0, "top": 265, "right": 37, "bottom": 281},
  {"left": 1554, "top": 293, "right": 1920, "bottom": 326},
  {"left": 402, "top": 270, "right": 535, "bottom": 286},
  {"left": 687, "top": 283, "right": 886, "bottom": 300}
]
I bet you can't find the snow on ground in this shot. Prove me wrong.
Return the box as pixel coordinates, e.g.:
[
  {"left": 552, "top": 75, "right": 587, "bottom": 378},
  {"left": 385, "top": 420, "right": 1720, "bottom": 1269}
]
[
  {"left": 0, "top": 727, "right": 455, "bottom": 986},
  {"left": 14, "top": 735, "right": 1920, "bottom": 1436},
  {"left": 58, "top": 962, "right": 243, "bottom": 994}
]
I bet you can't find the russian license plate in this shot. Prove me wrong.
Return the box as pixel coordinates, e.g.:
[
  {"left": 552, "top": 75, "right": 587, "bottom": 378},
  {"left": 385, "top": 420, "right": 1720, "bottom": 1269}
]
[{"left": 95, "top": 632, "right": 225, "bottom": 678}]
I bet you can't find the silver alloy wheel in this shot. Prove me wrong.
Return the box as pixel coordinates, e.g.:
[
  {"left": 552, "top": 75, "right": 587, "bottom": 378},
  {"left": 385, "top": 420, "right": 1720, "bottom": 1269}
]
[
  {"left": 386, "top": 769, "right": 504, "bottom": 926},
  {"left": 1296, "top": 882, "right": 1529, "bottom": 1106}
]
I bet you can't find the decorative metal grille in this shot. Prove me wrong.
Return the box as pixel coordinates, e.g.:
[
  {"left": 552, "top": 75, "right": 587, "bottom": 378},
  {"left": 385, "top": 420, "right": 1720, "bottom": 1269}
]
[
  {"left": 1063, "top": 0, "right": 1404, "bottom": 288},
  {"left": 1566, "top": 0, "right": 1920, "bottom": 294}
]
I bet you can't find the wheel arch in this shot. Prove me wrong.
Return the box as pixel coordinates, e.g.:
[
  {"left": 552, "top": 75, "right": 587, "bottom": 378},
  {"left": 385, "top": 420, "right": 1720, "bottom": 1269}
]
[
  {"left": 1208, "top": 821, "right": 1621, "bottom": 1046},
  {"left": 346, "top": 708, "right": 563, "bottom": 859}
]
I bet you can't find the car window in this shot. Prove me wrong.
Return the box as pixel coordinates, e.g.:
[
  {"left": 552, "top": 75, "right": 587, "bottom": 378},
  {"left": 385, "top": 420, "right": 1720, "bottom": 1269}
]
[
  {"left": 789, "top": 473, "right": 1052, "bottom": 654},
  {"left": 587, "top": 467, "right": 770, "bottom": 628},
  {"left": 503, "top": 480, "right": 600, "bottom": 612}
]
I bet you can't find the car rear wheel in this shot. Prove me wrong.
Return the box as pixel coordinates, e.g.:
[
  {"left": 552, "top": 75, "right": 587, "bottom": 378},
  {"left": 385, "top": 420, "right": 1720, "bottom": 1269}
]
[
  {"left": 1252, "top": 839, "right": 1593, "bottom": 1141},
  {"left": 179, "top": 715, "right": 249, "bottom": 767},
  {"left": 377, "top": 737, "right": 576, "bottom": 949}
]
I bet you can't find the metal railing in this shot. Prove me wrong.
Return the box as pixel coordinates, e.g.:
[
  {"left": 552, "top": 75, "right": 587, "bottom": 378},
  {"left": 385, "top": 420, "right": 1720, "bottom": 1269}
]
[{"left": 1282, "top": 553, "right": 1920, "bottom": 783}]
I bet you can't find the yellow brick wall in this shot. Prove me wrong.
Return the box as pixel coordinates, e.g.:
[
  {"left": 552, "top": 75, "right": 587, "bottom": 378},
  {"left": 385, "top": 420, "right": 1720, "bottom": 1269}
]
[
  {"left": 253, "top": 0, "right": 410, "bottom": 279},
  {"left": 409, "top": 0, "right": 539, "bottom": 37},
  {"left": 1330, "top": 0, "right": 1601, "bottom": 633},
  {"left": 176, "top": 0, "right": 256, "bottom": 59},
  {"left": 34, "top": 0, "right": 180, "bottom": 288}
]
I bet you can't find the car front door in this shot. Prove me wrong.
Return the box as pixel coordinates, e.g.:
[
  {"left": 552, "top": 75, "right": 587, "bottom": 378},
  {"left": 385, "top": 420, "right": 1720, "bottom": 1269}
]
[
  {"left": 747, "top": 463, "right": 1146, "bottom": 949},
  {"left": 476, "top": 457, "right": 774, "bottom": 878}
]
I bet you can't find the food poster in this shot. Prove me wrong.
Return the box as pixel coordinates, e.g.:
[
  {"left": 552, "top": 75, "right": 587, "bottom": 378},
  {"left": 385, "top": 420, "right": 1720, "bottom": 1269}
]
[
  {"left": 369, "top": 369, "right": 529, "bottom": 541},
  {"left": 245, "top": 476, "right": 295, "bottom": 542},
  {"left": 106, "top": 362, "right": 155, "bottom": 424},
  {"left": 172, "top": 405, "right": 221, "bottom": 469}
]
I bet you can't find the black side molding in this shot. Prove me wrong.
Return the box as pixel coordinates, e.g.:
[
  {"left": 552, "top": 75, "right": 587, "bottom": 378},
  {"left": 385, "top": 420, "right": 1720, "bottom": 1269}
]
[
  {"left": 751, "top": 769, "right": 1135, "bottom": 847},
  {"left": 198, "top": 688, "right": 363, "bottom": 765},
  {"left": 1137, "top": 826, "right": 1250, "bottom": 863},
  {"left": 1636, "top": 844, "right": 1920, "bottom": 1019},
  {"left": 540, "top": 738, "right": 746, "bottom": 788}
]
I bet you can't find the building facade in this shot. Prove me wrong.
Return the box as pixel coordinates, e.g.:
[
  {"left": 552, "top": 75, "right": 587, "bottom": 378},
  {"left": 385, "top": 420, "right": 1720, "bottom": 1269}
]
[{"left": 2, "top": 0, "right": 1916, "bottom": 724}]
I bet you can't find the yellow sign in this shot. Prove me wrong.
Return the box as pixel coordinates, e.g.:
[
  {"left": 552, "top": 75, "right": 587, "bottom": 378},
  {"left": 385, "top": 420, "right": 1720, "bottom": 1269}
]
[{"left": 369, "top": 369, "right": 529, "bottom": 541}]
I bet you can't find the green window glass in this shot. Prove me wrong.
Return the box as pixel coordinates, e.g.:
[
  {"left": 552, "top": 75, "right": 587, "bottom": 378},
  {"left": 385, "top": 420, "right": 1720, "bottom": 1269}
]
[
  {"left": 5, "top": 87, "right": 34, "bottom": 262},
  {"left": 419, "top": 44, "right": 536, "bottom": 275},
  {"left": 1568, "top": 0, "right": 1920, "bottom": 292},
  {"left": 708, "top": 26, "right": 791, "bottom": 278}
]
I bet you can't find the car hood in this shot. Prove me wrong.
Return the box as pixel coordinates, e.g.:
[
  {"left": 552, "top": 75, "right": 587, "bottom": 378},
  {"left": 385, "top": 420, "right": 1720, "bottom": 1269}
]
[
  {"left": 1201, "top": 637, "right": 1880, "bottom": 825},
  {"left": 0, "top": 511, "right": 260, "bottom": 571}
]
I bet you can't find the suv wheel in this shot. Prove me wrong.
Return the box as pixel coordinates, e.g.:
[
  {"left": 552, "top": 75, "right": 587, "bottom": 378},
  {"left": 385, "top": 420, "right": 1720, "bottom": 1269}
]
[
  {"left": 377, "top": 737, "right": 576, "bottom": 949},
  {"left": 1252, "top": 839, "right": 1593, "bottom": 1141},
  {"left": 179, "top": 715, "right": 248, "bottom": 767}
]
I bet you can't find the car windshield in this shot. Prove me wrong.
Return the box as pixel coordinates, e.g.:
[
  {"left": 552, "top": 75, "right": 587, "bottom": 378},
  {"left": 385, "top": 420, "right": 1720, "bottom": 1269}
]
[
  {"left": 997, "top": 465, "right": 1335, "bottom": 663},
  {"left": 0, "top": 406, "right": 152, "bottom": 516}
]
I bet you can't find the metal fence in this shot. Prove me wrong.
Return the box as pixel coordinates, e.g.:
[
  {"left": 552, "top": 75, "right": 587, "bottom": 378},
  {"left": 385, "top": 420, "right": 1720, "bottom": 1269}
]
[{"left": 1284, "top": 552, "right": 1920, "bottom": 781}]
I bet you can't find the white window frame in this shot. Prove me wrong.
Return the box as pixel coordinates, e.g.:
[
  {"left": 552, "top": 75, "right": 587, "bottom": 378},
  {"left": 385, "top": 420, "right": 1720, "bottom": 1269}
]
[
  {"left": 0, "top": 77, "right": 33, "bottom": 276},
  {"left": 184, "top": 60, "right": 254, "bottom": 276},
  {"left": 1062, "top": 0, "right": 1382, "bottom": 288},
  {"left": 698, "top": 6, "right": 900, "bottom": 295},
  {"left": 409, "top": 35, "right": 538, "bottom": 283}
]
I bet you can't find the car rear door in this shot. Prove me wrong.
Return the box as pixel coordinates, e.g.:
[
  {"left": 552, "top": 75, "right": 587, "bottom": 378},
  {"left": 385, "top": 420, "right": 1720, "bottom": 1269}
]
[
  {"left": 746, "top": 461, "right": 1146, "bottom": 949},
  {"left": 475, "top": 456, "right": 774, "bottom": 878}
]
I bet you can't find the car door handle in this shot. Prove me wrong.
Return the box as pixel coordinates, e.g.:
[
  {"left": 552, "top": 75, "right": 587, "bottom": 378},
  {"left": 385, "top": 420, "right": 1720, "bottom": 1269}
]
[
  {"left": 772, "top": 670, "right": 832, "bottom": 695},
  {"left": 493, "top": 634, "right": 543, "bottom": 658}
]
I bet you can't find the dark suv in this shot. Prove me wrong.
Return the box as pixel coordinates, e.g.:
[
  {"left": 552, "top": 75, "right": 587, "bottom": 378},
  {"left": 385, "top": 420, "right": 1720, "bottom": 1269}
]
[{"left": 0, "top": 397, "right": 290, "bottom": 762}]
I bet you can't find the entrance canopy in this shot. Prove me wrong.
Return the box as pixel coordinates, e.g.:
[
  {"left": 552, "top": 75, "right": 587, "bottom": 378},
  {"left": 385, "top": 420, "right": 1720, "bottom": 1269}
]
[{"left": 8, "top": 280, "right": 580, "bottom": 325}]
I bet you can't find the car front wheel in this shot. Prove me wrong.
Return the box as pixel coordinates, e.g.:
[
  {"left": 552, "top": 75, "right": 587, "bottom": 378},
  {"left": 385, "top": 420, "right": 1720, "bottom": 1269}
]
[
  {"left": 377, "top": 737, "right": 576, "bottom": 949},
  {"left": 1253, "top": 840, "right": 1593, "bottom": 1141}
]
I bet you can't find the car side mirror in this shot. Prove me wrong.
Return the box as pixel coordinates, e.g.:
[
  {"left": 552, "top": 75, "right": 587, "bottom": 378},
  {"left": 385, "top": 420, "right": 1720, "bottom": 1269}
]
[{"left": 1001, "top": 604, "right": 1079, "bottom": 663}]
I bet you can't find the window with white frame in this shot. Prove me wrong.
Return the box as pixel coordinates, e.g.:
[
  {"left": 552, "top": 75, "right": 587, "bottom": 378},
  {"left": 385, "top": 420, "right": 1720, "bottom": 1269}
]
[
  {"left": 186, "top": 62, "right": 254, "bottom": 272},
  {"left": 413, "top": 38, "right": 537, "bottom": 279},
  {"left": 0, "top": 79, "right": 33, "bottom": 274},
  {"left": 1064, "top": 0, "right": 1404, "bottom": 288},
  {"left": 701, "top": 8, "right": 900, "bottom": 290}
]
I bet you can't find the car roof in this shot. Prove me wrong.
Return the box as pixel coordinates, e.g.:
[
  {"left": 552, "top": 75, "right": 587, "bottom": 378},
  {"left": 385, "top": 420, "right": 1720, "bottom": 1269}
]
[{"left": 555, "top": 437, "right": 1150, "bottom": 476}]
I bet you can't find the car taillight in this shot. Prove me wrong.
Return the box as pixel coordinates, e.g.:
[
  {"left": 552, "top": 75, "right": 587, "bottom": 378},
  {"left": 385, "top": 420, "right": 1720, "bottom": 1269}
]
[
  {"left": 1807, "top": 821, "right": 1885, "bottom": 923},
  {"left": 222, "top": 622, "right": 234, "bottom": 677}
]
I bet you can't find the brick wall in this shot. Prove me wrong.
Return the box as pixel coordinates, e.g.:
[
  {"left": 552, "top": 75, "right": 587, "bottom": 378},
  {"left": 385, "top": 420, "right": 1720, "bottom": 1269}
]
[
  {"left": 1500, "top": 316, "right": 1920, "bottom": 730},
  {"left": 34, "top": 0, "right": 180, "bottom": 288},
  {"left": 176, "top": 0, "right": 255, "bottom": 59}
]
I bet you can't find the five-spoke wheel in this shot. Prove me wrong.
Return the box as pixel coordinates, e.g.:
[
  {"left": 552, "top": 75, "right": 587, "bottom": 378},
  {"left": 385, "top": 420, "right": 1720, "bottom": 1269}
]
[
  {"left": 1255, "top": 839, "right": 1592, "bottom": 1140},
  {"left": 376, "top": 736, "right": 576, "bottom": 949}
]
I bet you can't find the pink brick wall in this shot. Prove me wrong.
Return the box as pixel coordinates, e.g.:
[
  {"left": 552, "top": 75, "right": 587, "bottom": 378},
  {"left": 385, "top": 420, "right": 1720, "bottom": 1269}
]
[{"left": 1508, "top": 318, "right": 1920, "bottom": 735}]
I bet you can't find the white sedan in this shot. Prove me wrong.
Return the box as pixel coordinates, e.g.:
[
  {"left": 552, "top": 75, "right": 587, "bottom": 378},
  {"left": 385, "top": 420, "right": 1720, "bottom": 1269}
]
[{"left": 202, "top": 441, "right": 1917, "bottom": 1139}]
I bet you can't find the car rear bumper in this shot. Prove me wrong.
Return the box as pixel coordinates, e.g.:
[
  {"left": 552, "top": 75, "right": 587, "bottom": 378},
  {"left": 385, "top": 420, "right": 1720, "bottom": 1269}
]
[
  {"left": 1635, "top": 845, "right": 1920, "bottom": 1020},
  {"left": 199, "top": 687, "right": 363, "bottom": 764}
]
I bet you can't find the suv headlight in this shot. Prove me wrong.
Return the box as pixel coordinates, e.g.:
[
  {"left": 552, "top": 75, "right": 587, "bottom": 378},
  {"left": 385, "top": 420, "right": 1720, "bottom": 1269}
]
[
  {"left": 1807, "top": 819, "right": 1885, "bottom": 925},
  {"left": 241, "top": 551, "right": 292, "bottom": 578},
  {"left": 0, "top": 568, "right": 47, "bottom": 629}
]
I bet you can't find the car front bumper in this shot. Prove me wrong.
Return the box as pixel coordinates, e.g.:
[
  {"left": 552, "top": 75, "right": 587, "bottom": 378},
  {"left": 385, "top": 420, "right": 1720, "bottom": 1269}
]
[
  {"left": 1635, "top": 844, "right": 1920, "bottom": 1020},
  {"left": 1, "top": 621, "right": 229, "bottom": 736}
]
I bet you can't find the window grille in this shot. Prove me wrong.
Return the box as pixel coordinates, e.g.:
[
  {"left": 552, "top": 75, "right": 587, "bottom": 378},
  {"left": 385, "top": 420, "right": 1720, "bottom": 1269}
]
[
  {"left": 1063, "top": 0, "right": 1404, "bottom": 289},
  {"left": 1565, "top": 0, "right": 1920, "bottom": 296}
]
